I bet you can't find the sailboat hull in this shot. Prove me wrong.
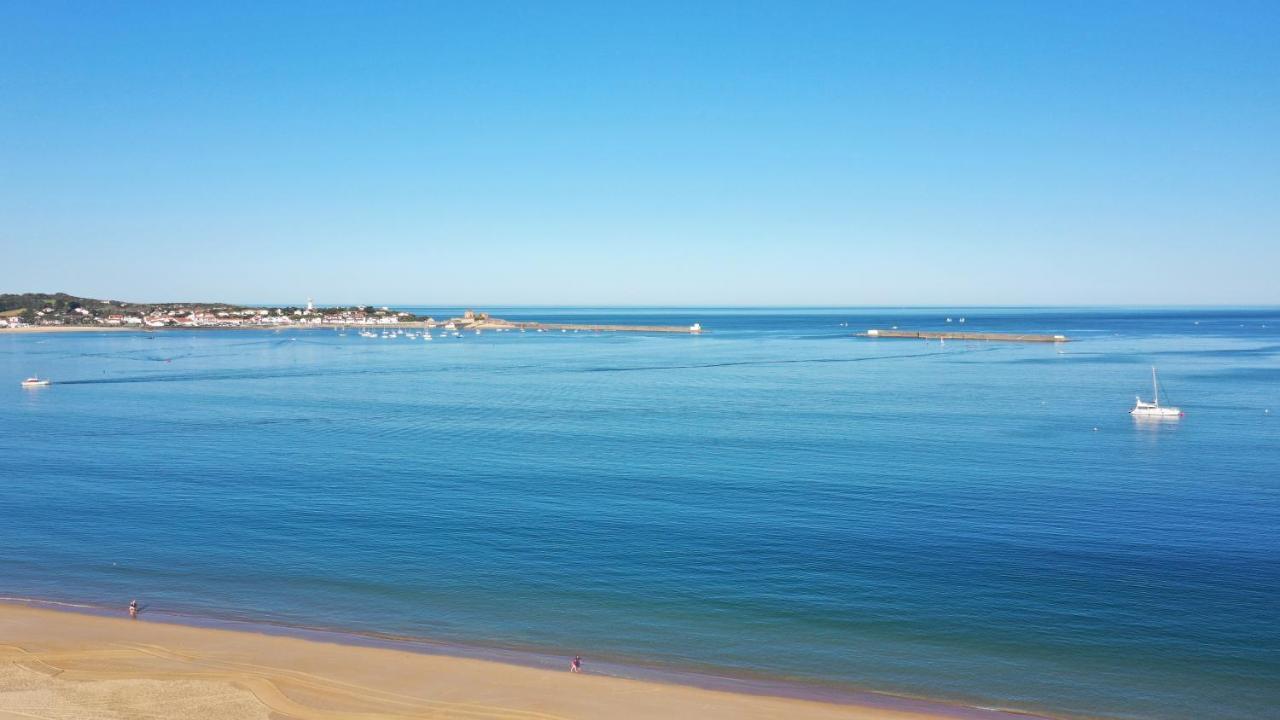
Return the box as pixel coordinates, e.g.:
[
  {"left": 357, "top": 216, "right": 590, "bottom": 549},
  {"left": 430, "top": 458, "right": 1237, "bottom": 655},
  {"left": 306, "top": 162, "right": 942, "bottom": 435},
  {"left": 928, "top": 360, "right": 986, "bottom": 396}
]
[{"left": 1131, "top": 407, "right": 1182, "bottom": 418}]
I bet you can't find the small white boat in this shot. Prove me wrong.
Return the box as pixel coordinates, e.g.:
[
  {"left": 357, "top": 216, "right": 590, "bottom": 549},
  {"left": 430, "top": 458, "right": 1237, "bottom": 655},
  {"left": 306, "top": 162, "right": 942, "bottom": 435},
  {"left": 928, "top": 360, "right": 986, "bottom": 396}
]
[
  {"left": 1131, "top": 367, "right": 1183, "bottom": 418},
  {"left": 21, "top": 376, "right": 51, "bottom": 388}
]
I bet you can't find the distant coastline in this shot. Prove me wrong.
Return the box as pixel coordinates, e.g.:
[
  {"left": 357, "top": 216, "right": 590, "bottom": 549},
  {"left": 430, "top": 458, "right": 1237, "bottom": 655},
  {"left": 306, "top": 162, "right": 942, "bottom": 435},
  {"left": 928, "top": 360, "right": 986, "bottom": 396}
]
[
  {"left": 0, "top": 322, "right": 425, "bottom": 333},
  {"left": 0, "top": 293, "right": 703, "bottom": 334},
  {"left": 0, "top": 319, "right": 704, "bottom": 335}
]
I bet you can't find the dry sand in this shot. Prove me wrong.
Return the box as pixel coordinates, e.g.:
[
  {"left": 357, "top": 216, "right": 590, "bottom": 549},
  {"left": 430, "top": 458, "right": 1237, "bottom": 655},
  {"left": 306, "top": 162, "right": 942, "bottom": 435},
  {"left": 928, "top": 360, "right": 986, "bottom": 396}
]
[{"left": 0, "top": 604, "right": 1015, "bottom": 720}]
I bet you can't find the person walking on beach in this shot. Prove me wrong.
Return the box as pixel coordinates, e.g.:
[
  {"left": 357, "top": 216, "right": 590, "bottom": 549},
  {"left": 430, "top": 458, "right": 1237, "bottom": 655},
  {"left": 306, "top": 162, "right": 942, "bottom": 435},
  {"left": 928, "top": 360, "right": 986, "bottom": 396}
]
[
  {"left": 570, "top": 655, "right": 582, "bottom": 673},
  {"left": 128, "top": 599, "right": 138, "bottom": 619}
]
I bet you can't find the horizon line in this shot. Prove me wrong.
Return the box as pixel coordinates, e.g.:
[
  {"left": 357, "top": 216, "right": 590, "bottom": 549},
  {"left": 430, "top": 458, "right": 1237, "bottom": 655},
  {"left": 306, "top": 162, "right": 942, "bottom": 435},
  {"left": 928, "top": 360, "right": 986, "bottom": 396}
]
[{"left": 6, "top": 292, "right": 1279, "bottom": 310}]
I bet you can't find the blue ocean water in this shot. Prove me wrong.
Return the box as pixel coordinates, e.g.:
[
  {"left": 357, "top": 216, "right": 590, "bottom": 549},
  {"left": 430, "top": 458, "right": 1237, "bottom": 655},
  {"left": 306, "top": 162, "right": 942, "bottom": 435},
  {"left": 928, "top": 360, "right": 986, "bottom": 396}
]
[{"left": 1, "top": 308, "right": 1277, "bottom": 720}]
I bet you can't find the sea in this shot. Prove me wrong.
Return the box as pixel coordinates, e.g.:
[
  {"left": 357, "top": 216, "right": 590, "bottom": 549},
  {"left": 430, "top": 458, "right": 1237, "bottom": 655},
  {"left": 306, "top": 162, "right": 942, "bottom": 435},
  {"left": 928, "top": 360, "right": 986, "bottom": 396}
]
[{"left": 1, "top": 307, "right": 1277, "bottom": 720}]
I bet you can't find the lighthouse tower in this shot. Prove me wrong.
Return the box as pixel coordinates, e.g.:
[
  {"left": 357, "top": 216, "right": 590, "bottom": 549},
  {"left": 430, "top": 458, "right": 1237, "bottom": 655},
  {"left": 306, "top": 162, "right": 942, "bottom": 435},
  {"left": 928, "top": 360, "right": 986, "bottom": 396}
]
[{"left": 306, "top": 297, "right": 314, "bottom": 313}]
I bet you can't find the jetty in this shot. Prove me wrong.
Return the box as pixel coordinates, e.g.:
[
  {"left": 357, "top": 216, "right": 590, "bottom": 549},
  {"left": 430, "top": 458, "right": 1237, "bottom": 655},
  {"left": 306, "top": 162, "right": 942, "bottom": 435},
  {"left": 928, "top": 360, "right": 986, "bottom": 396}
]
[
  {"left": 860, "top": 329, "right": 1068, "bottom": 343},
  {"left": 477, "top": 320, "right": 702, "bottom": 334}
]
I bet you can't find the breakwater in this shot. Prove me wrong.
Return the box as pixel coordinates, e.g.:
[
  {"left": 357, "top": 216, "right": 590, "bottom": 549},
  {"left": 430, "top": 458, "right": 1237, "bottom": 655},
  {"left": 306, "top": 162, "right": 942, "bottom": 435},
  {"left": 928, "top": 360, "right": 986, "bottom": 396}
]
[{"left": 476, "top": 321, "right": 702, "bottom": 334}]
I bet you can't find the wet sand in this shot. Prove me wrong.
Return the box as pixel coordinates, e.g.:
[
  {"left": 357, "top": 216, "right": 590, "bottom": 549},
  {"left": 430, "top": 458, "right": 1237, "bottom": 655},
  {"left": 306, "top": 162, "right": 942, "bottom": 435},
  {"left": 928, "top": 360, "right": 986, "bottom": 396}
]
[{"left": 0, "top": 604, "right": 1052, "bottom": 720}]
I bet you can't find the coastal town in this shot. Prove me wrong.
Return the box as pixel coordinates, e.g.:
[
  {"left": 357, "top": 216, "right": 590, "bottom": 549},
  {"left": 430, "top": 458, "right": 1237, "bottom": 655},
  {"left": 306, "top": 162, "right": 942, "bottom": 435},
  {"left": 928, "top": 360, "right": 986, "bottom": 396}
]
[
  {"left": 0, "top": 293, "right": 705, "bottom": 334},
  {"left": 0, "top": 293, "right": 424, "bottom": 330}
]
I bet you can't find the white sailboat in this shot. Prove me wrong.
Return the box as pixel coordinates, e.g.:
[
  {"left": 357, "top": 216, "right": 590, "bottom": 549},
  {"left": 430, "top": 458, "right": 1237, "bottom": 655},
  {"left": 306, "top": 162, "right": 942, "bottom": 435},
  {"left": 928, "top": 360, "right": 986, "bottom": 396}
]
[{"left": 1131, "top": 367, "right": 1183, "bottom": 418}]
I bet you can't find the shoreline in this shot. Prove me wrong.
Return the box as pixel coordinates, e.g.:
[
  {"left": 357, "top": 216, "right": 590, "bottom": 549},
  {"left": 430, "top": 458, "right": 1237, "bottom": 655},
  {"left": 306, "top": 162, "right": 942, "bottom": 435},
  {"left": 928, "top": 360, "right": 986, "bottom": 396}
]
[
  {"left": 0, "top": 323, "right": 425, "bottom": 334},
  {"left": 0, "top": 598, "right": 1066, "bottom": 720},
  {"left": 0, "top": 321, "right": 703, "bottom": 335}
]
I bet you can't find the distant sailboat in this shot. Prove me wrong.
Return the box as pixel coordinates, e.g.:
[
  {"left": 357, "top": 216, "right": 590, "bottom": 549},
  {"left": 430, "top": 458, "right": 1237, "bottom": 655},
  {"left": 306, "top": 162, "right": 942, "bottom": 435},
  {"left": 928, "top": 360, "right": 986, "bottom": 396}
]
[{"left": 1131, "top": 367, "right": 1183, "bottom": 418}]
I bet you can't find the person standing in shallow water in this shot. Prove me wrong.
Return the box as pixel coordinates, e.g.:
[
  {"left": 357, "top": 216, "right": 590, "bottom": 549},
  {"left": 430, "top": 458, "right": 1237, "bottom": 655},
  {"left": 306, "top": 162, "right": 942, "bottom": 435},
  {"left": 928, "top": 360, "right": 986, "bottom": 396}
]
[
  {"left": 570, "top": 655, "right": 582, "bottom": 673},
  {"left": 128, "top": 600, "right": 138, "bottom": 619}
]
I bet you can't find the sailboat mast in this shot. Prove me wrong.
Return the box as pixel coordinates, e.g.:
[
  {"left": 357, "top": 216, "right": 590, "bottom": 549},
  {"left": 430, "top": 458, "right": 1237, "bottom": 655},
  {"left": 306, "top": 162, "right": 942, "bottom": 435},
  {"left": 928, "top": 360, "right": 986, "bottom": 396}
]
[{"left": 1152, "top": 367, "right": 1159, "bottom": 407}]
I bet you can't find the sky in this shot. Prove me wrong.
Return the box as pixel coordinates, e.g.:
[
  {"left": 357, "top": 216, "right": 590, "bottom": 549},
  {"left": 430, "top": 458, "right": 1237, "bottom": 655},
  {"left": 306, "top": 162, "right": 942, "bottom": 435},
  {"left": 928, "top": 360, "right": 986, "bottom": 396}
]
[{"left": 1, "top": 1, "right": 1277, "bottom": 306}]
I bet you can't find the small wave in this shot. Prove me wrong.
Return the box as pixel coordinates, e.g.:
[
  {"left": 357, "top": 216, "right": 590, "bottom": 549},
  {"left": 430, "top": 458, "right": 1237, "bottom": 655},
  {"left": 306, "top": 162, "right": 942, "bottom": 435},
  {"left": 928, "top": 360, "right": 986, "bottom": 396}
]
[
  {"left": 54, "top": 367, "right": 374, "bottom": 385},
  {"left": 0, "top": 596, "right": 98, "bottom": 610},
  {"left": 581, "top": 348, "right": 992, "bottom": 373}
]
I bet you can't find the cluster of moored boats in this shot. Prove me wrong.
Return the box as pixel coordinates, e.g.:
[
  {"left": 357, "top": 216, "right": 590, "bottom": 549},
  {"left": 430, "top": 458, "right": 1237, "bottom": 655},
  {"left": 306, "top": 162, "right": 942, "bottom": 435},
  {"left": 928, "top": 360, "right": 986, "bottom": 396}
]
[
  {"left": 345, "top": 325, "right": 590, "bottom": 341},
  {"left": 354, "top": 328, "right": 452, "bottom": 340},
  {"left": 347, "top": 325, "right": 529, "bottom": 340}
]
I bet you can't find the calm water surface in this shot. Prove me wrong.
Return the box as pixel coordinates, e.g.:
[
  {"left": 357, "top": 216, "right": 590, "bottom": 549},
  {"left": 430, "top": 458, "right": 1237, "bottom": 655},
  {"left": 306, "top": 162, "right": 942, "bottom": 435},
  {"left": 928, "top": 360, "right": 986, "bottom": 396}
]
[{"left": 2, "top": 308, "right": 1277, "bottom": 720}]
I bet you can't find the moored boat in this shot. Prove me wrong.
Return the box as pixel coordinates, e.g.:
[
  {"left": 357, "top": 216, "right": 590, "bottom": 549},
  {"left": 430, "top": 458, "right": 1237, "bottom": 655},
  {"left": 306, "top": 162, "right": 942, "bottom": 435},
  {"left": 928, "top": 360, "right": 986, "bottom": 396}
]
[{"left": 1131, "top": 367, "right": 1183, "bottom": 418}]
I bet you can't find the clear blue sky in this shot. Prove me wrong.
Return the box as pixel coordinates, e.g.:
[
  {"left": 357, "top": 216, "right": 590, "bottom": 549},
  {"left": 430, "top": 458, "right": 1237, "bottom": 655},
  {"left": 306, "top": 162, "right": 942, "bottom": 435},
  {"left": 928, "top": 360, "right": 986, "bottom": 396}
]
[{"left": 2, "top": 1, "right": 1277, "bottom": 305}]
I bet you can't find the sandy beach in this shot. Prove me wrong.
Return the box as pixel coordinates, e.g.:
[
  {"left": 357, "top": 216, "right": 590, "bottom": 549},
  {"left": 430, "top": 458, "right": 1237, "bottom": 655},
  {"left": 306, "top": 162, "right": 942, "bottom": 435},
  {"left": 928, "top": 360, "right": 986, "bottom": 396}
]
[
  {"left": 1, "top": 325, "right": 146, "bottom": 333},
  {"left": 0, "top": 603, "right": 1042, "bottom": 720},
  {"left": 0, "top": 324, "right": 423, "bottom": 333}
]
